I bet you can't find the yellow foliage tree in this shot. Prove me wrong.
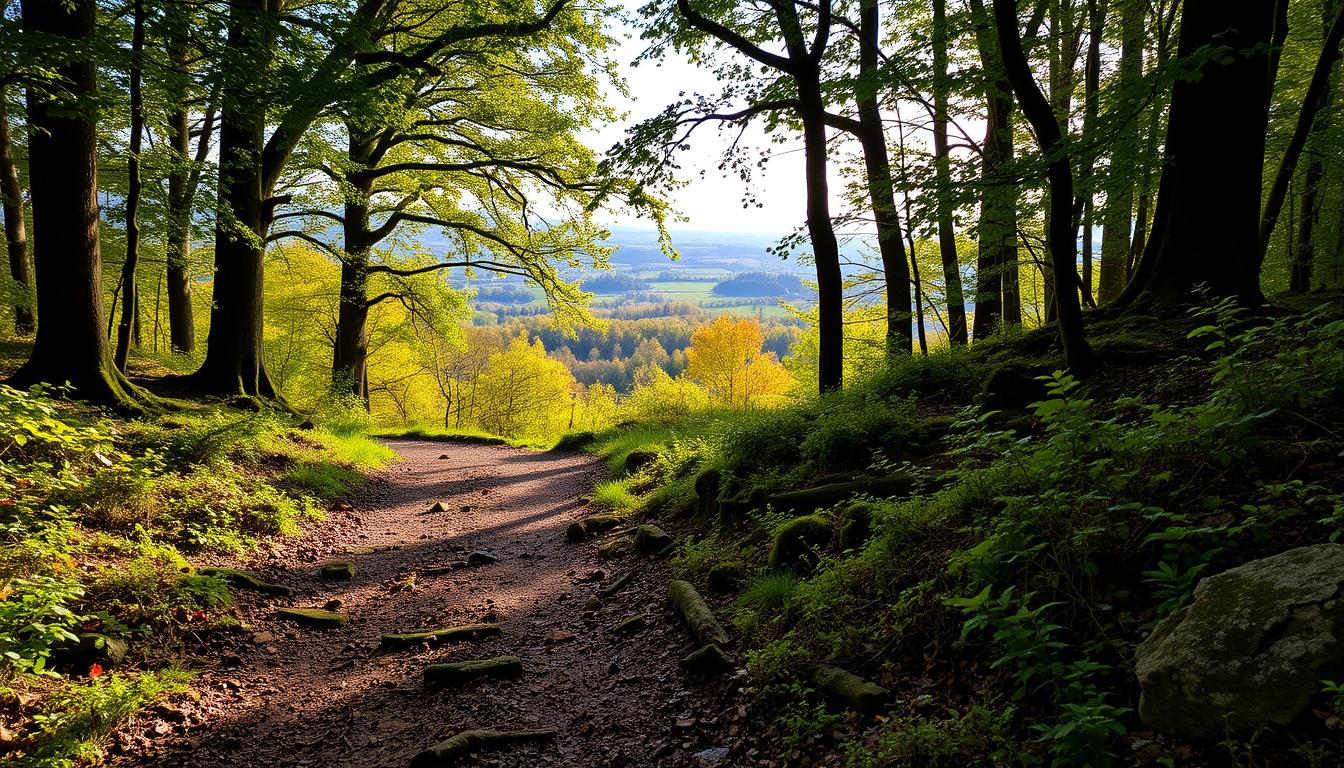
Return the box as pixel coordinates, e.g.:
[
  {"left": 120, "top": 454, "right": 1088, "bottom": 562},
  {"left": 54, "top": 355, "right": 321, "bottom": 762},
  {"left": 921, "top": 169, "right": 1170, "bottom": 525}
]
[
  {"left": 686, "top": 315, "right": 792, "bottom": 407},
  {"left": 474, "top": 333, "right": 577, "bottom": 438}
]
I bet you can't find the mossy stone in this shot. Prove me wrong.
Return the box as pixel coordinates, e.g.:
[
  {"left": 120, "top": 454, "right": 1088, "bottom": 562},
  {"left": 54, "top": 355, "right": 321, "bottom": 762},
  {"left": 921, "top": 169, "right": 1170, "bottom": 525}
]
[
  {"left": 597, "top": 536, "right": 635, "bottom": 559},
  {"left": 320, "top": 562, "right": 355, "bottom": 579},
  {"left": 581, "top": 514, "right": 621, "bottom": 533},
  {"left": 275, "top": 608, "right": 349, "bottom": 628},
  {"left": 612, "top": 614, "right": 647, "bottom": 634},
  {"left": 634, "top": 524, "right": 673, "bottom": 555},
  {"left": 811, "top": 664, "right": 889, "bottom": 713},
  {"left": 199, "top": 567, "right": 291, "bottom": 596},
  {"left": 768, "top": 515, "right": 833, "bottom": 574},
  {"left": 839, "top": 501, "right": 874, "bottom": 552},
  {"left": 380, "top": 623, "right": 501, "bottom": 649},
  {"left": 424, "top": 655, "right": 523, "bottom": 687},
  {"left": 565, "top": 521, "right": 587, "bottom": 543},
  {"left": 706, "top": 562, "right": 745, "bottom": 594}
]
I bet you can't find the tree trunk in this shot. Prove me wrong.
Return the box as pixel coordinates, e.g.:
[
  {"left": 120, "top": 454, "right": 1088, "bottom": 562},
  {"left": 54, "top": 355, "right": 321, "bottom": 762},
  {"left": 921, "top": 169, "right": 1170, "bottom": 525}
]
[
  {"left": 1098, "top": 0, "right": 1143, "bottom": 301},
  {"left": 332, "top": 131, "right": 376, "bottom": 404},
  {"left": 993, "top": 0, "right": 1094, "bottom": 372},
  {"left": 1076, "top": 0, "right": 1104, "bottom": 303},
  {"left": 969, "top": 0, "right": 1017, "bottom": 336},
  {"left": 798, "top": 70, "right": 844, "bottom": 391},
  {"left": 854, "top": 0, "right": 912, "bottom": 354},
  {"left": 1259, "top": 0, "right": 1344, "bottom": 261},
  {"left": 10, "top": 0, "right": 144, "bottom": 407},
  {"left": 114, "top": 0, "right": 144, "bottom": 372},
  {"left": 932, "top": 0, "right": 967, "bottom": 345},
  {"left": 1125, "top": 0, "right": 1276, "bottom": 305},
  {"left": 1289, "top": 2, "right": 1342, "bottom": 291},
  {"left": 0, "top": 87, "right": 33, "bottom": 335},
  {"left": 192, "top": 0, "right": 278, "bottom": 397},
  {"left": 164, "top": 29, "right": 196, "bottom": 354}
]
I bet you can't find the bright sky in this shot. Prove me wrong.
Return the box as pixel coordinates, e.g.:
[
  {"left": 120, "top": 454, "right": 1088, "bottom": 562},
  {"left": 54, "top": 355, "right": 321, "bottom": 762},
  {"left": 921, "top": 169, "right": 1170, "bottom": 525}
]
[{"left": 586, "top": 4, "right": 807, "bottom": 235}]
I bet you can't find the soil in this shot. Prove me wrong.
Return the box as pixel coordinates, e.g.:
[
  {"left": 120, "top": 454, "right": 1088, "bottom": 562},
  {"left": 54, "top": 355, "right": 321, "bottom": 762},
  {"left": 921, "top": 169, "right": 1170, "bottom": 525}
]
[{"left": 115, "top": 440, "right": 742, "bottom": 768}]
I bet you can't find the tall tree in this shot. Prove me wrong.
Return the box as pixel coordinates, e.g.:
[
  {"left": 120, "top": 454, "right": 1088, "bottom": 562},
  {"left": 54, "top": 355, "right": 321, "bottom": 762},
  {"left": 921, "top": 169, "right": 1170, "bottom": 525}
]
[
  {"left": 968, "top": 0, "right": 1019, "bottom": 336},
  {"left": 1097, "top": 0, "right": 1143, "bottom": 301},
  {"left": 113, "top": 0, "right": 145, "bottom": 372},
  {"left": 993, "top": 0, "right": 1093, "bottom": 371},
  {"left": 667, "top": 0, "right": 844, "bottom": 391},
  {"left": 10, "top": 0, "right": 145, "bottom": 406},
  {"left": 0, "top": 85, "right": 32, "bottom": 335},
  {"left": 931, "top": 0, "right": 968, "bottom": 344},
  {"left": 1123, "top": 0, "right": 1277, "bottom": 304},
  {"left": 191, "top": 0, "right": 577, "bottom": 398},
  {"left": 1259, "top": 0, "right": 1344, "bottom": 268}
]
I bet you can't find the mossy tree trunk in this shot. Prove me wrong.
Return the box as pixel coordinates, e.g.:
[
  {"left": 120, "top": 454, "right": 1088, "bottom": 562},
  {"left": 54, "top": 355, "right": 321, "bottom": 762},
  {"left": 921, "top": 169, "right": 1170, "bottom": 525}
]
[{"left": 10, "top": 0, "right": 146, "bottom": 408}]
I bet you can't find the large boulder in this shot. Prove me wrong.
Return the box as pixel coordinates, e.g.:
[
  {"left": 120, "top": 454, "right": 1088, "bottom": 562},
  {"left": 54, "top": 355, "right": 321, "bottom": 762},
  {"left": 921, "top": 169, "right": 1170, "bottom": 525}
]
[
  {"left": 1135, "top": 544, "right": 1344, "bottom": 739},
  {"left": 768, "top": 515, "right": 832, "bottom": 574}
]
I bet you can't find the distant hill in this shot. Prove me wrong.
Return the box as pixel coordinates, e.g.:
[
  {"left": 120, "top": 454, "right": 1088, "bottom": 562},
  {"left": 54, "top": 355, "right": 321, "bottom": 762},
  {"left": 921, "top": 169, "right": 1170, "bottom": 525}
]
[{"left": 711, "top": 272, "right": 808, "bottom": 298}]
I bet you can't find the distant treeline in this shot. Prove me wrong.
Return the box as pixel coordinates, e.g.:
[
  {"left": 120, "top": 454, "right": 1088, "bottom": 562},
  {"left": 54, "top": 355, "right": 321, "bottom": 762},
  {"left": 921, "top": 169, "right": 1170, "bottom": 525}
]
[{"left": 711, "top": 272, "right": 808, "bottom": 297}]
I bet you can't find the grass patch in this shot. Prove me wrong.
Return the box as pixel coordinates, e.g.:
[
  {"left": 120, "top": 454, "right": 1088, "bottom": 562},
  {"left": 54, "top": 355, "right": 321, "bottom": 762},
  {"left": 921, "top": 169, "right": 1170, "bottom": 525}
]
[
  {"left": 9, "top": 669, "right": 192, "bottom": 768},
  {"left": 590, "top": 479, "right": 640, "bottom": 514},
  {"left": 284, "top": 462, "right": 363, "bottom": 499}
]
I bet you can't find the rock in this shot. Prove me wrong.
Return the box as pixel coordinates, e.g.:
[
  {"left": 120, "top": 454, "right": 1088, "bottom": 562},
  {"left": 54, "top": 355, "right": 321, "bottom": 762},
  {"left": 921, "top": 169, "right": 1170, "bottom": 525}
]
[
  {"left": 320, "top": 562, "right": 355, "bottom": 579},
  {"left": 694, "top": 469, "right": 722, "bottom": 518},
  {"left": 424, "top": 655, "right": 524, "bottom": 687},
  {"left": 680, "top": 644, "right": 732, "bottom": 676},
  {"left": 250, "top": 632, "right": 275, "bottom": 645},
  {"left": 839, "top": 500, "right": 874, "bottom": 552},
  {"left": 624, "top": 449, "right": 658, "bottom": 475},
  {"left": 582, "top": 597, "right": 603, "bottom": 613},
  {"left": 597, "top": 536, "right": 635, "bottom": 559},
  {"left": 565, "top": 521, "right": 587, "bottom": 543},
  {"left": 581, "top": 514, "right": 622, "bottom": 533},
  {"left": 612, "top": 614, "right": 647, "bottom": 635},
  {"left": 598, "top": 572, "right": 632, "bottom": 598},
  {"left": 634, "top": 524, "right": 673, "bottom": 555},
  {"left": 545, "top": 630, "right": 577, "bottom": 644},
  {"left": 438, "top": 454, "right": 449, "bottom": 460},
  {"left": 199, "top": 568, "right": 291, "bottom": 597},
  {"left": 410, "top": 729, "right": 557, "bottom": 767},
  {"left": 323, "top": 599, "right": 343, "bottom": 611},
  {"left": 297, "top": 419, "right": 315, "bottom": 430},
  {"left": 981, "top": 363, "right": 1051, "bottom": 411},
  {"left": 698, "top": 747, "right": 731, "bottom": 763},
  {"left": 811, "top": 664, "right": 888, "bottom": 713},
  {"left": 428, "top": 501, "right": 448, "bottom": 513},
  {"left": 768, "top": 515, "right": 833, "bottom": 574},
  {"left": 466, "top": 550, "right": 498, "bottom": 566},
  {"left": 692, "top": 746, "right": 731, "bottom": 765},
  {"left": 274, "top": 608, "right": 349, "bottom": 628},
  {"left": 380, "top": 624, "right": 502, "bottom": 649},
  {"left": 668, "top": 580, "right": 729, "bottom": 647},
  {"left": 1135, "top": 543, "right": 1344, "bottom": 739},
  {"left": 706, "top": 563, "right": 745, "bottom": 594},
  {"left": 767, "top": 475, "right": 919, "bottom": 514}
]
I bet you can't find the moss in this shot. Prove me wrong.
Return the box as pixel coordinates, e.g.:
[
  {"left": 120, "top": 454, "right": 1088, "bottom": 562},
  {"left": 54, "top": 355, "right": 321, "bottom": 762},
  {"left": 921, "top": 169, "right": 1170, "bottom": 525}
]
[
  {"left": 839, "top": 501, "right": 874, "bottom": 552},
  {"left": 768, "top": 515, "right": 833, "bottom": 574}
]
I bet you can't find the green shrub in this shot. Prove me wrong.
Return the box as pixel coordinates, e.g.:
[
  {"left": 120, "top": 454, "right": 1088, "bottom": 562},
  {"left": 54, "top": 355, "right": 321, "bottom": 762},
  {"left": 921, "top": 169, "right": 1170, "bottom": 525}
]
[
  {"left": 285, "top": 462, "right": 362, "bottom": 499},
  {"left": 738, "top": 572, "right": 802, "bottom": 613},
  {"left": 15, "top": 669, "right": 191, "bottom": 768},
  {"left": 0, "top": 575, "right": 88, "bottom": 675}
]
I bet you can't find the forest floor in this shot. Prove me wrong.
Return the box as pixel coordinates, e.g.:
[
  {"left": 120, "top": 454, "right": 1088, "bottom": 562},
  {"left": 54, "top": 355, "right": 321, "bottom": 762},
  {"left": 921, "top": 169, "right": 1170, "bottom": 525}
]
[{"left": 111, "top": 440, "right": 740, "bottom": 768}]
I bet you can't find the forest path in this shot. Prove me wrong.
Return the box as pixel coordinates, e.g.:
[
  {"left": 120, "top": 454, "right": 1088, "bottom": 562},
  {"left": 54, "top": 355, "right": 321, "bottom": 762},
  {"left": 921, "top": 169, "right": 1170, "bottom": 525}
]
[{"left": 120, "top": 440, "right": 728, "bottom": 768}]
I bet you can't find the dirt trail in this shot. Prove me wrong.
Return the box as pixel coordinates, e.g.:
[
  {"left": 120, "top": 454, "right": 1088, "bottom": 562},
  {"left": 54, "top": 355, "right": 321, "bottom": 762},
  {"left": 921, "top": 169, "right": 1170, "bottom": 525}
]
[{"left": 119, "top": 440, "right": 736, "bottom": 768}]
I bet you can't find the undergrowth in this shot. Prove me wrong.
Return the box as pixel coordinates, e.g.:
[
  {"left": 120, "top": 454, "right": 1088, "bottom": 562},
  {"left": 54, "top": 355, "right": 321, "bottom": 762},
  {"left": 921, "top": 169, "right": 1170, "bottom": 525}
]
[
  {"left": 0, "top": 387, "right": 391, "bottom": 761},
  {"left": 581, "top": 301, "right": 1344, "bottom": 766}
]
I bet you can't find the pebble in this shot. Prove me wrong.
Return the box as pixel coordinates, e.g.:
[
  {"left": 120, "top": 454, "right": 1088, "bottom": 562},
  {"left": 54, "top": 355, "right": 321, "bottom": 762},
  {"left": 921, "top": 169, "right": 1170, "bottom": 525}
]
[{"left": 693, "top": 747, "right": 731, "bottom": 765}]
